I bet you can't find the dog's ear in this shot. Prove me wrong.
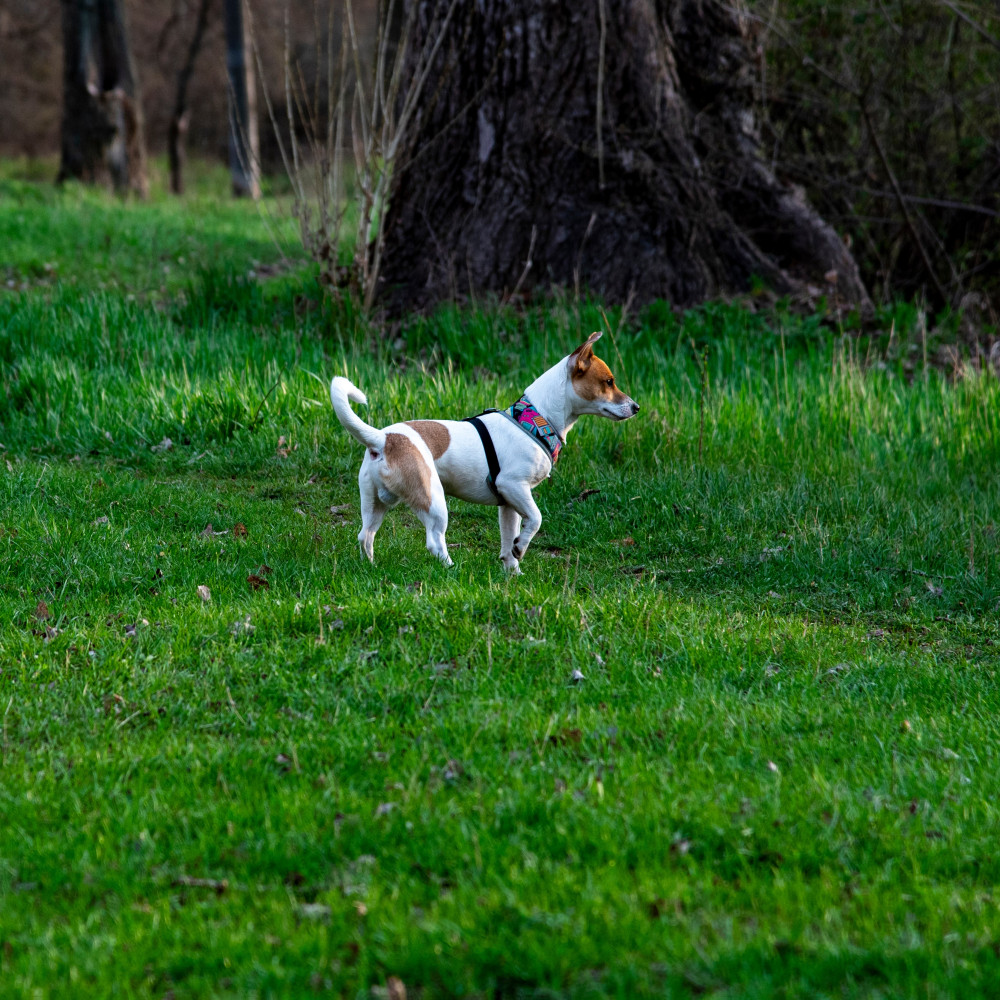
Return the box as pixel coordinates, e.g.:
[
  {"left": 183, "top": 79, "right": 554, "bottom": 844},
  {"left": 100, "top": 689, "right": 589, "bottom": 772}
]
[{"left": 569, "top": 331, "right": 603, "bottom": 374}]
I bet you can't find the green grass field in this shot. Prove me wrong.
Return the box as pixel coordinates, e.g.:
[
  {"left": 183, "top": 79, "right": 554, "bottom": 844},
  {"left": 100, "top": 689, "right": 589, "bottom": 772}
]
[{"left": 1, "top": 166, "right": 1000, "bottom": 998}]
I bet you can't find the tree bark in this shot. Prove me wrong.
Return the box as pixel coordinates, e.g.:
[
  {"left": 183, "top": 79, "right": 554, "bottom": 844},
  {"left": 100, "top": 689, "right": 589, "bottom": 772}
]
[
  {"left": 378, "top": 0, "right": 870, "bottom": 313},
  {"left": 224, "top": 0, "right": 260, "bottom": 199},
  {"left": 57, "top": 0, "right": 149, "bottom": 197}
]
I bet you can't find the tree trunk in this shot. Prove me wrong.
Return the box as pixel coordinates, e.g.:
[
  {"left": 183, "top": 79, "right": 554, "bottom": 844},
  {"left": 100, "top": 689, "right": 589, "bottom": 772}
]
[
  {"left": 169, "top": 0, "right": 214, "bottom": 196},
  {"left": 224, "top": 0, "right": 260, "bottom": 199},
  {"left": 57, "top": 0, "right": 149, "bottom": 197},
  {"left": 378, "top": 0, "right": 870, "bottom": 314}
]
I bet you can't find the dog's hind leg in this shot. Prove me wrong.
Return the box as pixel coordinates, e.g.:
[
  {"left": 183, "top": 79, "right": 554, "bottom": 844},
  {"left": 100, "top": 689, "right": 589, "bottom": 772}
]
[
  {"left": 498, "top": 505, "right": 523, "bottom": 573},
  {"left": 358, "top": 469, "right": 388, "bottom": 563},
  {"left": 414, "top": 487, "right": 452, "bottom": 567}
]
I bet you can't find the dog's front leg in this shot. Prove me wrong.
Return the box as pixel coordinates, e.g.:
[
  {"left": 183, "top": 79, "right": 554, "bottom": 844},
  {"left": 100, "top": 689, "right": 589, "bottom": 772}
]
[
  {"left": 500, "top": 484, "right": 543, "bottom": 564},
  {"left": 498, "top": 504, "right": 523, "bottom": 573}
]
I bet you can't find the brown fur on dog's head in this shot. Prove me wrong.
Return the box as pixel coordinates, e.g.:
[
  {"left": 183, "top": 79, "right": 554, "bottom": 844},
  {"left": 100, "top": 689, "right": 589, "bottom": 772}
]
[{"left": 569, "top": 331, "right": 631, "bottom": 407}]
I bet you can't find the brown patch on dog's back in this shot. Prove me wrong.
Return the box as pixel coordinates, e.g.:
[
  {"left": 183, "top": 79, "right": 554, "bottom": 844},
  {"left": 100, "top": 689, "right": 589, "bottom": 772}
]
[
  {"left": 406, "top": 420, "right": 450, "bottom": 459},
  {"left": 382, "top": 432, "right": 432, "bottom": 512}
]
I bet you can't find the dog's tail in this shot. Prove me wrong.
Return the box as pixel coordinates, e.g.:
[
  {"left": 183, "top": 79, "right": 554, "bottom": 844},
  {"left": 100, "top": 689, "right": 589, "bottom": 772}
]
[{"left": 330, "top": 376, "right": 386, "bottom": 451}]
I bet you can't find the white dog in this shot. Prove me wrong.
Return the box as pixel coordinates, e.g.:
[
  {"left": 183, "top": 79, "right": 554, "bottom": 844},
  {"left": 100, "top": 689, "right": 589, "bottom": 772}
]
[{"left": 330, "top": 331, "right": 639, "bottom": 572}]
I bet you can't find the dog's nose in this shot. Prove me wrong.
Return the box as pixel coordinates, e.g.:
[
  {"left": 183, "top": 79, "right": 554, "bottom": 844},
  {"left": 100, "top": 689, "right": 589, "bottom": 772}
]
[{"left": 631, "top": 401, "right": 640, "bottom": 414}]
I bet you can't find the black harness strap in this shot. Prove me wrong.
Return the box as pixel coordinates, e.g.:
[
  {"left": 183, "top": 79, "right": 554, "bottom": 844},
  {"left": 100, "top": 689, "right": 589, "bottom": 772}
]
[{"left": 464, "top": 414, "right": 507, "bottom": 505}]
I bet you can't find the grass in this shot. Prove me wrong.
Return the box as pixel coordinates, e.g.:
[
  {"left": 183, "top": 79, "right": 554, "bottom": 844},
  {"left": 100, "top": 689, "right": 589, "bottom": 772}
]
[{"left": 1, "top": 163, "right": 1000, "bottom": 998}]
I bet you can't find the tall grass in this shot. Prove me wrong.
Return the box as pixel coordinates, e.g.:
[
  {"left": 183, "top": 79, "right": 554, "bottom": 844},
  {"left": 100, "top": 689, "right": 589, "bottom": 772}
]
[{"left": 1, "top": 171, "right": 999, "bottom": 997}]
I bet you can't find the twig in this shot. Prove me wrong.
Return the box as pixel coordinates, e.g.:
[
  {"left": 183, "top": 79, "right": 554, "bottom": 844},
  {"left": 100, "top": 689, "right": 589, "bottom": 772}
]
[
  {"left": 596, "top": 0, "right": 607, "bottom": 188},
  {"left": 503, "top": 225, "right": 537, "bottom": 304},
  {"left": 858, "top": 92, "right": 950, "bottom": 306},
  {"left": 936, "top": 0, "right": 1000, "bottom": 53},
  {"left": 249, "top": 364, "right": 288, "bottom": 428},
  {"left": 226, "top": 685, "right": 248, "bottom": 726}
]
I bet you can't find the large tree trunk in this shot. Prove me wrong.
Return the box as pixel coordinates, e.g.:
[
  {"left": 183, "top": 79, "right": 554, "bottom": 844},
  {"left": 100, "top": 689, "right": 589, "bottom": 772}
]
[
  {"left": 378, "top": 0, "right": 870, "bottom": 313},
  {"left": 57, "top": 0, "right": 149, "bottom": 197},
  {"left": 224, "top": 0, "right": 260, "bottom": 199}
]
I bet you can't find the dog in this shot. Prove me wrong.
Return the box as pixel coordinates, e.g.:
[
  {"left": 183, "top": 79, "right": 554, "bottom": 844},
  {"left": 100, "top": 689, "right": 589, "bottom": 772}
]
[{"left": 330, "top": 331, "right": 639, "bottom": 572}]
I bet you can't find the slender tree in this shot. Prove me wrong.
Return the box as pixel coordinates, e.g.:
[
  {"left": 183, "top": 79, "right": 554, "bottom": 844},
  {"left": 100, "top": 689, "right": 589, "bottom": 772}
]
[
  {"left": 168, "top": 0, "right": 214, "bottom": 196},
  {"left": 378, "top": 0, "right": 870, "bottom": 313},
  {"left": 57, "top": 0, "right": 149, "bottom": 197},
  {"left": 223, "top": 0, "right": 260, "bottom": 199}
]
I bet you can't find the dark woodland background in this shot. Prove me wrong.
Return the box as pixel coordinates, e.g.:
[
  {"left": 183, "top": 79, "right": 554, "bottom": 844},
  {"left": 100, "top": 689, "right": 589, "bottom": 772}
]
[{"left": 0, "top": 0, "right": 997, "bottom": 315}]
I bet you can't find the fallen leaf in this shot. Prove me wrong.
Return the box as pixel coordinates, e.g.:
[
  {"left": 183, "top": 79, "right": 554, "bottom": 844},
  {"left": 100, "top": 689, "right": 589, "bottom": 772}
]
[
  {"left": 91, "top": 515, "right": 109, "bottom": 526},
  {"left": 613, "top": 537, "right": 636, "bottom": 546},
  {"left": 823, "top": 662, "right": 851, "bottom": 680},
  {"left": 387, "top": 977, "right": 407, "bottom": 1000},
  {"left": 197, "top": 585, "right": 211, "bottom": 603},
  {"left": 548, "top": 728, "right": 582, "bottom": 746},
  {"left": 569, "top": 668, "right": 585, "bottom": 683},
  {"left": 247, "top": 574, "right": 270, "bottom": 591},
  {"left": 150, "top": 436, "right": 173, "bottom": 453},
  {"left": 34, "top": 600, "right": 50, "bottom": 621},
  {"left": 172, "top": 875, "right": 228, "bottom": 895},
  {"left": 233, "top": 523, "right": 248, "bottom": 538},
  {"left": 767, "top": 760, "right": 779, "bottom": 773},
  {"left": 374, "top": 802, "right": 396, "bottom": 817},
  {"left": 575, "top": 488, "right": 601, "bottom": 502},
  {"left": 257, "top": 564, "right": 272, "bottom": 576}
]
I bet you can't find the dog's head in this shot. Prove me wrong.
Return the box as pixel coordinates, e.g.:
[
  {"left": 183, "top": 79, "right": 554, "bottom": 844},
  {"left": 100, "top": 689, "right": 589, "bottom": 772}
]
[{"left": 567, "top": 332, "right": 639, "bottom": 421}]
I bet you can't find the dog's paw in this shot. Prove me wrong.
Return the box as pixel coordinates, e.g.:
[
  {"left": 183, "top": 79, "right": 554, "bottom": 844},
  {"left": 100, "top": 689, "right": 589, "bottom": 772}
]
[
  {"left": 512, "top": 543, "right": 523, "bottom": 561},
  {"left": 501, "top": 553, "right": 521, "bottom": 574}
]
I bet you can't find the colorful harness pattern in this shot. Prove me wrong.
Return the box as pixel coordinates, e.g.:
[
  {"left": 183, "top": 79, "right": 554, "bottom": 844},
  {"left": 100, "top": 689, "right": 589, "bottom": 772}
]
[
  {"left": 506, "top": 395, "right": 563, "bottom": 465},
  {"left": 463, "top": 393, "right": 564, "bottom": 505}
]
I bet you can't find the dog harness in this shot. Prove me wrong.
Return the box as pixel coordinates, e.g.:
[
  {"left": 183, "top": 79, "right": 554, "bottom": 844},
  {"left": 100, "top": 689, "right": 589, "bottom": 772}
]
[{"left": 464, "top": 395, "right": 564, "bottom": 506}]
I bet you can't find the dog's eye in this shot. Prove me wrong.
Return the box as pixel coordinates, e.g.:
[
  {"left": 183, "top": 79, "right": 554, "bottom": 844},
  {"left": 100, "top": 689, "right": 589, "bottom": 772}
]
[{"left": 606, "top": 378, "right": 614, "bottom": 386}]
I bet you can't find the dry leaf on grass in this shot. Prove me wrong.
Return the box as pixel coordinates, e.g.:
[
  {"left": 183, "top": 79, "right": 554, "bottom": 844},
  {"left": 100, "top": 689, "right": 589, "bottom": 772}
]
[
  {"left": 233, "top": 522, "right": 248, "bottom": 538},
  {"left": 247, "top": 574, "right": 270, "bottom": 591},
  {"left": 150, "top": 437, "right": 173, "bottom": 453},
  {"left": 34, "top": 600, "right": 50, "bottom": 621},
  {"left": 197, "top": 585, "right": 211, "bottom": 603}
]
